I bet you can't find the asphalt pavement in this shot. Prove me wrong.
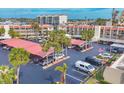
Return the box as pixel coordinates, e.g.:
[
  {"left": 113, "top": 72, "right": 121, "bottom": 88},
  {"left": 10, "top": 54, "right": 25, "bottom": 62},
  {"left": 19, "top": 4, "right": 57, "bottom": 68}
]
[{"left": 0, "top": 43, "right": 109, "bottom": 84}]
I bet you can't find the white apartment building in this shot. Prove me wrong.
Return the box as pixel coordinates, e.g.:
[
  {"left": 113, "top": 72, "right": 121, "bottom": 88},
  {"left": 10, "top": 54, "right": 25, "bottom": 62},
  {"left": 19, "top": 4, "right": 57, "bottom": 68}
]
[
  {"left": 37, "top": 14, "right": 67, "bottom": 25},
  {"left": 93, "top": 26, "right": 124, "bottom": 44}
]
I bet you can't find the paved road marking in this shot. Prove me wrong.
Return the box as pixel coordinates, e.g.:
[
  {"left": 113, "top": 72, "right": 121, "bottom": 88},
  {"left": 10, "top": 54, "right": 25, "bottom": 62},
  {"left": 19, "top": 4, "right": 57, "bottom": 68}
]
[
  {"left": 66, "top": 74, "right": 83, "bottom": 82},
  {"left": 72, "top": 69, "right": 89, "bottom": 76}
]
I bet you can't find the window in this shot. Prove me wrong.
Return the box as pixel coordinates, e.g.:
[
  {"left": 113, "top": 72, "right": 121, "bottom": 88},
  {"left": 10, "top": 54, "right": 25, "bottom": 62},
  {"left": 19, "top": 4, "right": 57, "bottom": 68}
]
[{"left": 80, "top": 64, "right": 84, "bottom": 67}]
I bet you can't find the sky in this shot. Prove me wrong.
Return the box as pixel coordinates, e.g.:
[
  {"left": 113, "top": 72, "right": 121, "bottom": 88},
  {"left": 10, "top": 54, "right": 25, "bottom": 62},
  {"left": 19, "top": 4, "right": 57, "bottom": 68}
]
[{"left": 0, "top": 8, "right": 124, "bottom": 19}]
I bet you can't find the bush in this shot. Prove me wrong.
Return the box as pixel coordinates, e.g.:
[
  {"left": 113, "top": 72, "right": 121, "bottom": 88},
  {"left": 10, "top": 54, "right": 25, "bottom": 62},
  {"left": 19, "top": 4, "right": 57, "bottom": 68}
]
[
  {"left": 95, "top": 69, "right": 104, "bottom": 81},
  {"left": 96, "top": 55, "right": 103, "bottom": 59},
  {"left": 99, "top": 80, "right": 110, "bottom": 84},
  {"left": 107, "top": 55, "right": 117, "bottom": 65}
]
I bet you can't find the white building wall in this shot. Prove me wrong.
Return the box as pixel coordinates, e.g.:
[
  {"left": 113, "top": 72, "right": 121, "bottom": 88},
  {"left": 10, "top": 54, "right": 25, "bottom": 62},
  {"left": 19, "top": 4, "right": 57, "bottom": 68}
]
[
  {"left": 0, "top": 25, "right": 11, "bottom": 39},
  {"left": 59, "top": 15, "right": 67, "bottom": 25},
  {"left": 92, "top": 26, "right": 101, "bottom": 41}
]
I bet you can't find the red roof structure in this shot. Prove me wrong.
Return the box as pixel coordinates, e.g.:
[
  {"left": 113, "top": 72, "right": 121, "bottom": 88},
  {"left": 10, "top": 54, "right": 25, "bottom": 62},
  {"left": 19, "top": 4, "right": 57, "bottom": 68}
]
[
  {"left": 71, "top": 39, "right": 85, "bottom": 46},
  {"left": 0, "top": 38, "right": 54, "bottom": 58}
]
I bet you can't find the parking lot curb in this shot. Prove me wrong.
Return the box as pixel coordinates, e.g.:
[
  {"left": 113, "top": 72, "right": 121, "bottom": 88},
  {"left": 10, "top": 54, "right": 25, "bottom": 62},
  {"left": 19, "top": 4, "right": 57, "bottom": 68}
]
[
  {"left": 81, "top": 47, "right": 94, "bottom": 52},
  {"left": 43, "top": 56, "right": 70, "bottom": 69}
]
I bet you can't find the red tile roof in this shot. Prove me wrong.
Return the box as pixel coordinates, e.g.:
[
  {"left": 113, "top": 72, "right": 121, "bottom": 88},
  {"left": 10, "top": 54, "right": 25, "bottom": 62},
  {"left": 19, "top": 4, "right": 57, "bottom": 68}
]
[
  {"left": 9, "top": 25, "right": 32, "bottom": 29},
  {"left": 71, "top": 39, "right": 85, "bottom": 46},
  {"left": 0, "top": 38, "right": 54, "bottom": 58}
]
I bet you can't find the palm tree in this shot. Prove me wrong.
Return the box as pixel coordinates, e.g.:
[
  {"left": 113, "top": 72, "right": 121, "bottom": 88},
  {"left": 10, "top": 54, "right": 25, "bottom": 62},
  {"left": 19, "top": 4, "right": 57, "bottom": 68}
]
[
  {"left": 0, "top": 28, "right": 5, "bottom": 36},
  {"left": 42, "top": 31, "right": 62, "bottom": 62},
  {"left": 57, "top": 31, "right": 71, "bottom": 56},
  {"left": 55, "top": 63, "right": 68, "bottom": 84},
  {"left": 9, "top": 48, "right": 30, "bottom": 84},
  {"left": 31, "top": 22, "right": 41, "bottom": 40},
  {"left": 81, "top": 30, "right": 94, "bottom": 49},
  {"left": 43, "top": 30, "right": 70, "bottom": 58},
  {"left": 9, "top": 28, "right": 20, "bottom": 38},
  {"left": 0, "top": 66, "right": 16, "bottom": 84}
]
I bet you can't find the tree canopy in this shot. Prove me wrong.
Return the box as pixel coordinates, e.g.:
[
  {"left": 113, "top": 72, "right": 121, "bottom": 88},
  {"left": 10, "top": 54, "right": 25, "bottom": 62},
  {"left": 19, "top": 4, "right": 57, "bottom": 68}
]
[
  {"left": 9, "top": 48, "right": 30, "bottom": 84},
  {"left": 42, "top": 30, "right": 71, "bottom": 53},
  {"left": 95, "top": 18, "right": 109, "bottom": 25},
  {"left": 8, "top": 28, "right": 20, "bottom": 38},
  {"left": 9, "top": 48, "right": 30, "bottom": 67},
  {"left": 0, "top": 28, "right": 5, "bottom": 36},
  {"left": 0, "top": 66, "right": 16, "bottom": 84},
  {"left": 81, "top": 30, "right": 94, "bottom": 41}
]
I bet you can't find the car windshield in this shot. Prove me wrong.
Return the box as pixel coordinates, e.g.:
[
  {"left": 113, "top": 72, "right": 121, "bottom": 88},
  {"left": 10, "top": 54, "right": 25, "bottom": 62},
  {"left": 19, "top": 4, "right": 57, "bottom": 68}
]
[{"left": 87, "top": 65, "right": 94, "bottom": 69}]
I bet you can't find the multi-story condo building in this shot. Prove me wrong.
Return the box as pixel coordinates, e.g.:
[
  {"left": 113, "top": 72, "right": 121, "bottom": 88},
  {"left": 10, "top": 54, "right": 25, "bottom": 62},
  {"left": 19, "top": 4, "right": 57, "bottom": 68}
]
[
  {"left": 37, "top": 14, "right": 67, "bottom": 25},
  {"left": 66, "top": 24, "right": 95, "bottom": 36},
  {"left": 93, "top": 26, "right": 124, "bottom": 44},
  {"left": 0, "top": 24, "right": 37, "bottom": 39}
]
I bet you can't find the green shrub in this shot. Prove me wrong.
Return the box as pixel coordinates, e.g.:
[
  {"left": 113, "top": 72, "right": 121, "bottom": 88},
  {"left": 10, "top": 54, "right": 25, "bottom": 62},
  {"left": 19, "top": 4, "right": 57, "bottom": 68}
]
[
  {"left": 99, "top": 80, "right": 110, "bottom": 84},
  {"left": 96, "top": 55, "right": 103, "bottom": 59}
]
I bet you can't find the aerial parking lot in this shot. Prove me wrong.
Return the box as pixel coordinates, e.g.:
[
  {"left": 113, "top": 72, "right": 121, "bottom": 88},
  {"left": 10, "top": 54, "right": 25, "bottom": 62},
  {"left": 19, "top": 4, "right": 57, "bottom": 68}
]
[{"left": 0, "top": 43, "right": 109, "bottom": 84}]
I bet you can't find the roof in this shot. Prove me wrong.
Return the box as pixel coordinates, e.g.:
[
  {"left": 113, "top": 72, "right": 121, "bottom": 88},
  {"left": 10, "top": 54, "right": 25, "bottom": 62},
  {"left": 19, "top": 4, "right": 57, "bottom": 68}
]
[
  {"left": 41, "top": 24, "right": 53, "bottom": 28},
  {"left": 111, "top": 43, "right": 124, "bottom": 49},
  {"left": 9, "top": 25, "right": 32, "bottom": 29},
  {"left": 71, "top": 39, "right": 85, "bottom": 46},
  {"left": 76, "top": 60, "right": 90, "bottom": 66},
  {"left": 0, "top": 38, "right": 54, "bottom": 58},
  {"left": 67, "top": 25, "right": 95, "bottom": 29},
  {"left": 101, "top": 26, "right": 124, "bottom": 31}
]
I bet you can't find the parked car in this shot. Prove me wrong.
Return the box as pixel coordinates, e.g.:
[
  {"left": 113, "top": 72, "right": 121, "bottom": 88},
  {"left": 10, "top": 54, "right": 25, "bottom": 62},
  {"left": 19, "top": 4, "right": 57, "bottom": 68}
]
[
  {"left": 53, "top": 53, "right": 65, "bottom": 60},
  {"left": 72, "top": 45, "right": 82, "bottom": 51},
  {"left": 39, "top": 57, "right": 54, "bottom": 66},
  {"left": 99, "top": 52, "right": 113, "bottom": 59},
  {"left": 74, "top": 60, "right": 95, "bottom": 73},
  {"left": 85, "top": 56, "right": 102, "bottom": 66},
  {"left": 106, "top": 47, "right": 124, "bottom": 53},
  {"left": 2, "top": 46, "right": 11, "bottom": 51}
]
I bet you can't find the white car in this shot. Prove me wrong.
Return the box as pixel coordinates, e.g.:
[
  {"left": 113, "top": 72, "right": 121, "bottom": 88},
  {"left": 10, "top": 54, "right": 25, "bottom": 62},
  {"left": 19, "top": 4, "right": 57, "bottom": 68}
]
[
  {"left": 53, "top": 53, "right": 65, "bottom": 60},
  {"left": 2, "top": 46, "right": 10, "bottom": 50},
  {"left": 99, "top": 52, "right": 113, "bottom": 59},
  {"left": 74, "top": 60, "right": 95, "bottom": 73}
]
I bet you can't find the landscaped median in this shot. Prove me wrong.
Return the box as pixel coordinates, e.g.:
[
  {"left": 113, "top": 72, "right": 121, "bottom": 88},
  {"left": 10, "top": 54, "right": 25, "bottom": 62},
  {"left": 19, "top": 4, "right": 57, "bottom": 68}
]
[
  {"left": 83, "top": 65, "right": 110, "bottom": 84},
  {"left": 95, "top": 53, "right": 120, "bottom": 66},
  {"left": 83, "top": 53, "right": 121, "bottom": 84}
]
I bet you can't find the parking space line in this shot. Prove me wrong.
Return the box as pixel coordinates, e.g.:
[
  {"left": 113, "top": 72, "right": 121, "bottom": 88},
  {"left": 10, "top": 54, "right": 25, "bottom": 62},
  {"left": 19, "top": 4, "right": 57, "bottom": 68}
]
[
  {"left": 72, "top": 69, "right": 89, "bottom": 76},
  {"left": 66, "top": 74, "right": 83, "bottom": 82}
]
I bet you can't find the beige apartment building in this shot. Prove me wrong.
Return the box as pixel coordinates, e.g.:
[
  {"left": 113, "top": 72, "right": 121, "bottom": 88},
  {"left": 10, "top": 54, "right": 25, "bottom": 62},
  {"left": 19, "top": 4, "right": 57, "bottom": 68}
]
[
  {"left": 0, "top": 24, "right": 38, "bottom": 39},
  {"left": 93, "top": 26, "right": 124, "bottom": 44},
  {"left": 66, "top": 24, "right": 95, "bottom": 36}
]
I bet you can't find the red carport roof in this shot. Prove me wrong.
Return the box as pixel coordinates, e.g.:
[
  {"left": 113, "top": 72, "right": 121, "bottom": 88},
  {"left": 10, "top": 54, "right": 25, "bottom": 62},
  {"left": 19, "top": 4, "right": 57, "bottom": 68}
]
[
  {"left": 0, "top": 38, "right": 54, "bottom": 58},
  {"left": 71, "top": 39, "right": 85, "bottom": 46}
]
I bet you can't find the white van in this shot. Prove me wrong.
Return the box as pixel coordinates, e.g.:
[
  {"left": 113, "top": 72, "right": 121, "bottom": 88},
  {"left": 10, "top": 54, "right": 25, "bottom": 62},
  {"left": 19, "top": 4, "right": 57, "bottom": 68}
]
[{"left": 74, "top": 60, "right": 95, "bottom": 73}]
